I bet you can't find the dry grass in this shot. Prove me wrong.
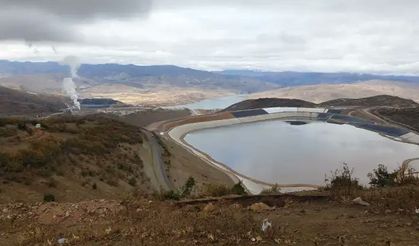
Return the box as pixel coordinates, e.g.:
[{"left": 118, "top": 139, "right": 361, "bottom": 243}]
[{"left": 0, "top": 114, "right": 150, "bottom": 202}]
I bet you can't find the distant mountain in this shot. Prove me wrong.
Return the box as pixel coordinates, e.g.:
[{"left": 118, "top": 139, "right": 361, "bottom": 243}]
[
  {"left": 219, "top": 70, "right": 419, "bottom": 86},
  {"left": 0, "top": 60, "right": 276, "bottom": 94},
  {"left": 0, "top": 60, "right": 68, "bottom": 75}
]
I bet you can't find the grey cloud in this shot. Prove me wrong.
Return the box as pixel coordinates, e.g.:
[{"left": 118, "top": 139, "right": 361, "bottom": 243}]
[
  {"left": 0, "top": 0, "right": 151, "bottom": 42},
  {"left": 0, "top": 10, "right": 76, "bottom": 42},
  {"left": 0, "top": 0, "right": 151, "bottom": 19}
]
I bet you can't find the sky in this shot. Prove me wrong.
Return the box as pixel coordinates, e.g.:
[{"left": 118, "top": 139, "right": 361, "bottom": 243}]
[{"left": 1, "top": 0, "right": 419, "bottom": 74}]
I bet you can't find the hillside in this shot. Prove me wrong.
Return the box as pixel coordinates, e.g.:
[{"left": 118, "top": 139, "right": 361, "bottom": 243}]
[
  {"left": 223, "top": 95, "right": 418, "bottom": 112},
  {"left": 220, "top": 70, "right": 419, "bottom": 86},
  {"left": 0, "top": 86, "right": 66, "bottom": 116},
  {"left": 249, "top": 80, "right": 419, "bottom": 103},
  {"left": 0, "top": 115, "right": 149, "bottom": 203},
  {"left": 320, "top": 95, "right": 419, "bottom": 108},
  {"left": 374, "top": 107, "right": 419, "bottom": 131},
  {"left": 223, "top": 98, "right": 316, "bottom": 111}
]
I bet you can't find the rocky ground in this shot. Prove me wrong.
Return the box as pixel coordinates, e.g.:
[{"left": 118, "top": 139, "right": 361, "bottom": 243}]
[{"left": 0, "top": 192, "right": 418, "bottom": 245}]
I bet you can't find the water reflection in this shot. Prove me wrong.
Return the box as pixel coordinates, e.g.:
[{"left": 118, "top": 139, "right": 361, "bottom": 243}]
[{"left": 185, "top": 120, "right": 419, "bottom": 185}]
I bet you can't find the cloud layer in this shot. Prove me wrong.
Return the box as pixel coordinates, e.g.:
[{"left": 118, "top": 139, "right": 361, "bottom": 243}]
[{"left": 1, "top": 0, "right": 419, "bottom": 74}]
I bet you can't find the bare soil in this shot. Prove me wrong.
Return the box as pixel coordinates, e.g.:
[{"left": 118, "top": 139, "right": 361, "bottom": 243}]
[{"left": 0, "top": 191, "right": 418, "bottom": 245}]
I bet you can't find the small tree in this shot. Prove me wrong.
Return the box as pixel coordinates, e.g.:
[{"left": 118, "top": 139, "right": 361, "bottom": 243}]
[{"left": 368, "top": 164, "right": 396, "bottom": 187}]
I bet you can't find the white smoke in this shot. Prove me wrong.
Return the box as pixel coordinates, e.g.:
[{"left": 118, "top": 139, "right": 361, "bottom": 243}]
[
  {"left": 61, "top": 56, "right": 81, "bottom": 111},
  {"left": 62, "top": 78, "right": 81, "bottom": 110},
  {"left": 62, "top": 56, "right": 80, "bottom": 78}
]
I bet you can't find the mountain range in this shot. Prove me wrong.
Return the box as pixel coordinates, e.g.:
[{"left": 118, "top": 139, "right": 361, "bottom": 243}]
[
  {"left": 2, "top": 60, "right": 419, "bottom": 89},
  {"left": 1, "top": 60, "right": 419, "bottom": 106}
]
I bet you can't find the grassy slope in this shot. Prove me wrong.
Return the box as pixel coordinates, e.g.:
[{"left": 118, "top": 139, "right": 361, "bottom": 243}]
[
  {"left": 375, "top": 107, "right": 419, "bottom": 131},
  {"left": 0, "top": 86, "right": 66, "bottom": 116},
  {"left": 0, "top": 115, "right": 151, "bottom": 203},
  {"left": 224, "top": 95, "right": 418, "bottom": 111}
]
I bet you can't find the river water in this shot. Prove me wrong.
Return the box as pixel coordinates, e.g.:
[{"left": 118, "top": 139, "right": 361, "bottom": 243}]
[{"left": 185, "top": 120, "right": 419, "bottom": 185}]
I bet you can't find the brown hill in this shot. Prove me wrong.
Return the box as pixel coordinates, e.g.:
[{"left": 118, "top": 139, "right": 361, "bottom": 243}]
[
  {"left": 0, "top": 86, "right": 67, "bottom": 116},
  {"left": 223, "top": 98, "right": 316, "bottom": 111},
  {"left": 320, "top": 95, "right": 418, "bottom": 108},
  {"left": 224, "top": 95, "right": 418, "bottom": 111},
  {"left": 374, "top": 107, "right": 419, "bottom": 131}
]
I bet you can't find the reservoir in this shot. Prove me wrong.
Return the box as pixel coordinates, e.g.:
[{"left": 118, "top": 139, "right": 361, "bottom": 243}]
[{"left": 184, "top": 120, "right": 419, "bottom": 185}]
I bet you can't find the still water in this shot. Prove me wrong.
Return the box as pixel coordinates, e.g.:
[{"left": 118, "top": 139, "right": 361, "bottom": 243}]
[{"left": 185, "top": 120, "right": 419, "bottom": 185}]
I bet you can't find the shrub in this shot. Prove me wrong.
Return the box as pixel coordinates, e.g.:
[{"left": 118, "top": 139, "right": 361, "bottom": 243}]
[
  {"left": 180, "top": 177, "right": 195, "bottom": 196},
  {"left": 261, "top": 184, "right": 281, "bottom": 194},
  {"left": 0, "top": 128, "right": 17, "bottom": 137},
  {"left": 162, "top": 190, "right": 181, "bottom": 201},
  {"left": 128, "top": 177, "right": 137, "bottom": 186},
  {"left": 17, "top": 122, "right": 27, "bottom": 131},
  {"left": 393, "top": 164, "right": 419, "bottom": 186},
  {"left": 368, "top": 164, "right": 396, "bottom": 187},
  {"left": 231, "top": 181, "right": 247, "bottom": 195},
  {"left": 325, "top": 163, "right": 362, "bottom": 198},
  {"left": 43, "top": 193, "right": 55, "bottom": 202},
  {"left": 203, "top": 184, "right": 231, "bottom": 197}
]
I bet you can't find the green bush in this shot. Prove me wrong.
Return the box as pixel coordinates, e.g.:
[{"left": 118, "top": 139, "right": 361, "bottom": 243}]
[
  {"left": 128, "top": 177, "right": 137, "bottom": 186},
  {"left": 326, "top": 163, "right": 362, "bottom": 197},
  {"left": 163, "top": 190, "right": 181, "bottom": 201},
  {"left": 368, "top": 164, "right": 396, "bottom": 187},
  {"left": 181, "top": 177, "right": 195, "bottom": 196},
  {"left": 231, "top": 182, "right": 247, "bottom": 195},
  {"left": 43, "top": 193, "right": 55, "bottom": 202},
  {"left": 261, "top": 184, "right": 281, "bottom": 194}
]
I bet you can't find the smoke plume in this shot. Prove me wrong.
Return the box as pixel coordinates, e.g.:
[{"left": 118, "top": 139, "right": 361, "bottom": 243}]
[
  {"left": 61, "top": 56, "right": 81, "bottom": 111},
  {"left": 62, "top": 78, "right": 81, "bottom": 110}
]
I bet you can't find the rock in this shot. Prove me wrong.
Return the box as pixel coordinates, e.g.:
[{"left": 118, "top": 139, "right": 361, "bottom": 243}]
[
  {"left": 57, "top": 238, "right": 67, "bottom": 245},
  {"left": 261, "top": 219, "right": 272, "bottom": 232},
  {"left": 203, "top": 203, "right": 216, "bottom": 213},
  {"left": 249, "top": 202, "right": 274, "bottom": 212},
  {"left": 385, "top": 209, "right": 392, "bottom": 214},
  {"left": 230, "top": 203, "right": 242, "bottom": 209},
  {"left": 352, "top": 197, "right": 370, "bottom": 206},
  {"left": 256, "top": 236, "right": 262, "bottom": 242}
]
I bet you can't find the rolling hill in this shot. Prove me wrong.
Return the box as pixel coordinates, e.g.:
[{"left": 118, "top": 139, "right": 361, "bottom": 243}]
[
  {"left": 224, "top": 95, "right": 418, "bottom": 111},
  {"left": 0, "top": 86, "right": 67, "bottom": 116}
]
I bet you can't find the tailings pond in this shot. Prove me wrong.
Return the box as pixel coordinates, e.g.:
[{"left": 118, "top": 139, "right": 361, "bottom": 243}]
[{"left": 184, "top": 120, "right": 419, "bottom": 185}]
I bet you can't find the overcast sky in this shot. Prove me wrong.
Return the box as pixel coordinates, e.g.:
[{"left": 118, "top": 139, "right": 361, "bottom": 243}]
[{"left": 1, "top": 0, "right": 419, "bottom": 74}]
